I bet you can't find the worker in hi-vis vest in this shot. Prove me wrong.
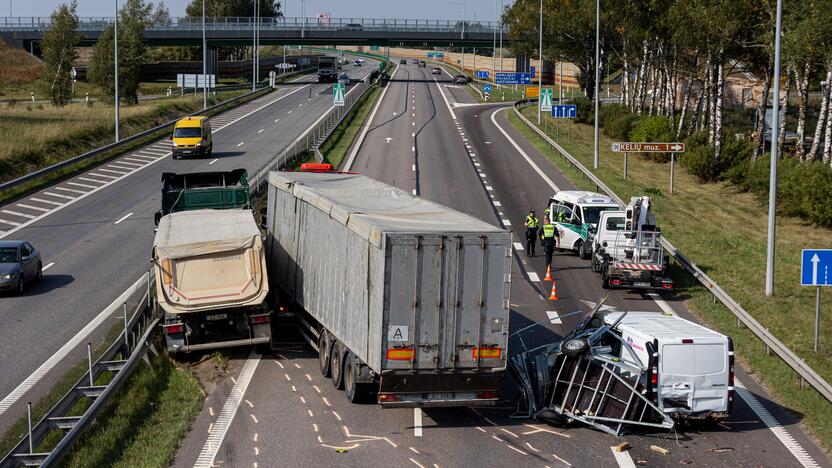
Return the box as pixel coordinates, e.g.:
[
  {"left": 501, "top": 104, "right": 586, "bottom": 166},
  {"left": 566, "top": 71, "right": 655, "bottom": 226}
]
[
  {"left": 538, "top": 217, "right": 560, "bottom": 269},
  {"left": 524, "top": 209, "right": 539, "bottom": 257}
]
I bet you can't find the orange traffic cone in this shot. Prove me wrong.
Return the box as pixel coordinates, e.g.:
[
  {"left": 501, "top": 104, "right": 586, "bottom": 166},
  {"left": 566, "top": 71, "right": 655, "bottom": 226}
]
[
  {"left": 544, "top": 265, "right": 553, "bottom": 281},
  {"left": 548, "top": 281, "right": 559, "bottom": 301}
]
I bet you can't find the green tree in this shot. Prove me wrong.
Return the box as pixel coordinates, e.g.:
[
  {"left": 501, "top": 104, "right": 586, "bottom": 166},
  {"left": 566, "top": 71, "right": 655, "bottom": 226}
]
[
  {"left": 185, "top": 0, "right": 282, "bottom": 61},
  {"left": 89, "top": 0, "right": 152, "bottom": 104},
  {"left": 41, "top": 1, "right": 81, "bottom": 106}
]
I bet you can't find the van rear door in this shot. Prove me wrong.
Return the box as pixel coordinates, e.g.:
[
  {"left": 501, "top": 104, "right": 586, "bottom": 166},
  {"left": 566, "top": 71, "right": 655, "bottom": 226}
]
[{"left": 659, "top": 340, "right": 729, "bottom": 414}]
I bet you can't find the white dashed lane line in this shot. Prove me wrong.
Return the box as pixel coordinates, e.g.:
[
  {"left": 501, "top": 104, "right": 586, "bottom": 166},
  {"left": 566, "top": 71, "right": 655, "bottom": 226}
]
[
  {"left": 114, "top": 212, "right": 133, "bottom": 225},
  {"left": 209, "top": 159, "right": 218, "bottom": 165},
  {"left": 237, "top": 142, "right": 245, "bottom": 147},
  {"left": 41, "top": 262, "right": 55, "bottom": 271}
]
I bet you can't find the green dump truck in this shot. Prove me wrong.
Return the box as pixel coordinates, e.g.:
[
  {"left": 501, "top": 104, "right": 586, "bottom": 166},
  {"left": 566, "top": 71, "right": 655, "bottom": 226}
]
[{"left": 154, "top": 169, "right": 252, "bottom": 226}]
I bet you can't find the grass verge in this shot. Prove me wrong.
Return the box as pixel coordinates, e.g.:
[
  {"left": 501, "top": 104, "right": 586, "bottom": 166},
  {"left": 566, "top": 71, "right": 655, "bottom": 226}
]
[
  {"left": 508, "top": 106, "right": 832, "bottom": 451},
  {"left": 0, "top": 88, "right": 270, "bottom": 205},
  {"left": 318, "top": 85, "right": 382, "bottom": 168}
]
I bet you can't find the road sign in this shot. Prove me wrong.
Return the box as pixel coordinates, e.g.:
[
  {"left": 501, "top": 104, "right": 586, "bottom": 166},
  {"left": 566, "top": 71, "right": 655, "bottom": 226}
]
[
  {"left": 177, "top": 73, "right": 215, "bottom": 89},
  {"left": 476, "top": 70, "right": 489, "bottom": 79},
  {"left": 526, "top": 85, "right": 540, "bottom": 99},
  {"left": 427, "top": 52, "right": 445, "bottom": 58},
  {"left": 333, "top": 82, "right": 345, "bottom": 107},
  {"left": 370, "top": 45, "right": 380, "bottom": 51},
  {"left": 552, "top": 104, "right": 577, "bottom": 118},
  {"left": 540, "top": 88, "right": 553, "bottom": 112},
  {"left": 70, "top": 67, "right": 77, "bottom": 79},
  {"left": 610, "top": 142, "right": 686, "bottom": 153},
  {"left": 802, "top": 250, "right": 832, "bottom": 286},
  {"left": 483, "top": 84, "right": 492, "bottom": 95},
  {"left": 530, "top": 65, "right": 536, "bottom": 78},
  {"left": 495, "top": 72, "right": 531, "bottom": 85}
]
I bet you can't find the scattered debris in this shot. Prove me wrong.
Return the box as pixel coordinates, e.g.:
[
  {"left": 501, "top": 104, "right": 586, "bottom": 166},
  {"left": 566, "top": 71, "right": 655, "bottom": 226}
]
[
  {"left": 508, "top": 297, "right": 675, "bottom": 436},
  {"left": 679, "top": 460, "right": 693, "bottom": 465},
  {"left": 636, "top": 460, "right": 648, "bottom": 466},
  {"left": 613, "top": 442, "right": 631, "bottom": 453},
  {"left": 706, "top": 447, "right": 735, "bottom": 453},
  {"left": 650, "top": 445, "right": 670, "bottom": 455}
]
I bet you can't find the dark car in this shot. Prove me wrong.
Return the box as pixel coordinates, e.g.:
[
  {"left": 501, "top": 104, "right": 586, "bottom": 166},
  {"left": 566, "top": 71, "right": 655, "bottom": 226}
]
[
  {"left": 338, "top": 73, "right": 351, "bottom": 85},
  {"left": 0, "top": 240, "right": 42, "bottom": 295},
  {"left": 338, "top": 23, "right": 363, "bottom": 31},
  {"left": 417, "top": 60, "right": 427, "bottom": 68},
  {"left": 431, "top": 67, "right": 442, "bottom": 75},
  {"left": 353, "top": 60, "right": 362, "bottom": 67},
  {"left": 400, "top": 59, "right": 407, "bottom": 64},
  {"left": 453, "top": 74, "right": 469, "bottom": 84}
]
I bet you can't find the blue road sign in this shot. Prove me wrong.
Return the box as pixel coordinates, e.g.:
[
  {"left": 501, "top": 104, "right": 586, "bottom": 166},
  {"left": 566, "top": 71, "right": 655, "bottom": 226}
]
[
  {"left": 552, "top": 104, "right": 577, "bottom": 118},
  {"left": 476, "top": 70, "right": 489, "bottom": 79},
  {"left": 483, "top": 84, "right": 492, "bottom": 94},
  {"left": 495, "top": 72, "right": 531, "bottom": 85},
  {"left": 531, "top": 66, "right": 536, "bottom": 78},
  {"left": 802, "top": 249, "right": 832, "bottom": 286}
]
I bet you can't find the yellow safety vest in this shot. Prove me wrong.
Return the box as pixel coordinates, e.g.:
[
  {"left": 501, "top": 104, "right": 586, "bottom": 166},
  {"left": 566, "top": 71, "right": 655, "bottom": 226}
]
[
  {"left": 543, "top": 224, "right": 556, "bottom": 238},
  {"left": 526, "top": 215, "right": 539, "bottom": 228}
]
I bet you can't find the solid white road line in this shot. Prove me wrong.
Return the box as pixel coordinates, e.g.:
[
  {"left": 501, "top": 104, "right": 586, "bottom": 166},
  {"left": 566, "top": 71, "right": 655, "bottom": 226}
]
[
  {"left": 42, "top": 262, "right": 55, "bottom": 271},
  {"left": 16, "top": 204, "right": 50, "bottom": 213},
  {"left": 193, "top": 351, "right": 261, "bottom": 468},
  {"left": 114, "top": 212, "right": 133, "bottom": 224},
  {"left": 610, "top": 447, "right": 637, "bottom": 468},
  {"left": 2, "top": 210, "right": 36, "bottom": 219},
  {"left": 0, "top": 273, "right": 151, "bottom": 416},
  {"left": 414, "top": 408, "right": 423, "bottom": 437},
  {"left": 29, "top": 198, "right": 62, "bottom": 206},
  {"left": 209, "top": 159, "right": 218, "bottom": 165},
  {"left": 490, "top": 108, "right": 559, "bottom": 192}
]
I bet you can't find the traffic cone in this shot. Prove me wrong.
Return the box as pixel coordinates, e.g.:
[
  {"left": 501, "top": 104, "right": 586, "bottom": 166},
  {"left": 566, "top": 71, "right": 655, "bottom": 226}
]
[
  {"left": 548, "top": 281, "right": 559, "bottom": 301},
  {"left": 544, "top": 265, "right": 553, "bottom": 281}
]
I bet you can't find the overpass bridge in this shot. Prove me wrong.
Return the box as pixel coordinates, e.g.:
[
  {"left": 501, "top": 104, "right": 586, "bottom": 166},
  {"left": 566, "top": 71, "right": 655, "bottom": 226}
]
[{"left": 0, "top": 16, "right": 508, "bottom": 51}]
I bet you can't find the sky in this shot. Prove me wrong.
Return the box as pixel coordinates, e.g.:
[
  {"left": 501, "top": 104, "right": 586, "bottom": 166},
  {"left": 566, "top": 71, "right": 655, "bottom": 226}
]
[{"left": 11, "top": 0, "right": 508, "bottom": 22}]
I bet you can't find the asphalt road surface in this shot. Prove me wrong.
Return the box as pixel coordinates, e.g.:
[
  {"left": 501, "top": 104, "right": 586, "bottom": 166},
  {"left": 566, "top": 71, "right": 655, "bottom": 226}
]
[
  {"left": 171, "top": 61, "right": 829, "bottom": 468},
  {"left": 0, "top": 57, "right": 378, "bottom": 434}
]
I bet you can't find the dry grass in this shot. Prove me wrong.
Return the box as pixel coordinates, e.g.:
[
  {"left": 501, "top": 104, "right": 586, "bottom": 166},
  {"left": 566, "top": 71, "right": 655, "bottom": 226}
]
[
  {"left": 512, "top": 106, "right": 832, "bottom": 450},
  {"left": 0, "top": 39, "right": 42, "bottom": 90}
]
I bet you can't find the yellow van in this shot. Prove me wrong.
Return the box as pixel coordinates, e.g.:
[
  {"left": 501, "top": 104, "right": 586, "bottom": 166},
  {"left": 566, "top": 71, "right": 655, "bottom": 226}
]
[{"left": 171, "top": 116, "right": 212, "bottom": 159}]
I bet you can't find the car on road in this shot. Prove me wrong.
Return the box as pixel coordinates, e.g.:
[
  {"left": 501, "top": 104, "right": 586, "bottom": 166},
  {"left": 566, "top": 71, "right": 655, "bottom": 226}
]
[
  {"left": 338, "top": 23, "right": 363, "bottom": 31},
  {"left": 171, "top": 116, "right": 212, "bottom": 159},
  {"left": 417, "top": 60, "right": 427, "bottom": 68},
  {"left": 399, "top": 59, "right": 407, "bottom": 64},
  {"left": 338, "top": 73, "right": 350, "bottom": 85},
  {"left": 0, "top": 240, "right": 42, "bottom": 295},
  {"left": 353, "top": 60, "right": 362, "bottom": 67},
  {"left": 431, "top": 67, "right": 442, "bottom": 75},
  {"left": 453, "top": 74, "right": 469, "bottom": 84}
]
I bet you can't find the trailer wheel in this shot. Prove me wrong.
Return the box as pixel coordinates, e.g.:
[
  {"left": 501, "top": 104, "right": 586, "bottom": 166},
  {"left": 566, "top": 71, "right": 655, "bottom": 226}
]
[
  {"left": 344, "top": 352, "right": 362, "bottom": 403},
  {"left": 562, "top": 338, "right": 589, "bottom": 357},
  {"left": 318, "top": 330, "right": 331, "bottom": 377},
  {"left": 330, "top": 341, "right": 344, "bottom": 390}
]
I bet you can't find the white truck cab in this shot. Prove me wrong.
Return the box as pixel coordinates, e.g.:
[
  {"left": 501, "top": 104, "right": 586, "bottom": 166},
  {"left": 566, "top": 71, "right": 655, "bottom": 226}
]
[
  {"left": 547, "top": 191, "right": 619, "bottom": 259},
  {"left": 600, "top": 311, "right": 734, "bottom": 420}
]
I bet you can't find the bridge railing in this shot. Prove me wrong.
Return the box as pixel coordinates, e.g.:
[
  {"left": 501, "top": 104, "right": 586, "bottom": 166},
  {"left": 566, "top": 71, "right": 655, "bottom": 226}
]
[{"left": 0, "top": 16, "right": 503, "bottom": 33}]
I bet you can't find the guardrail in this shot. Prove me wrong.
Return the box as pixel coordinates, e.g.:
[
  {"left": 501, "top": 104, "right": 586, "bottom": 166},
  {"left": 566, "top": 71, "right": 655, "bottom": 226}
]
[
  {"left": 0, "top": 272, "right": 158, "bottom": 468},
  {"left": 0, "top": 68, "right": 316, "bottom": 196},
  {"left": 0, "top": 16, "right": 503, "bottom": 34},
  {"left": 512, "top": 100, "right": 832, "bottom": 404}
]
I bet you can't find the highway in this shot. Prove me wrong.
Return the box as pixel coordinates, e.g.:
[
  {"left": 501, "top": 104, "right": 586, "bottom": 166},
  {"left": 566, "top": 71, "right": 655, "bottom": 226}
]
[
  {"left": 0, "top": 57, "right": 378, "bottom": 433},
  {"left": 170, "top": 62, "right": 829, "bottom": 467}
]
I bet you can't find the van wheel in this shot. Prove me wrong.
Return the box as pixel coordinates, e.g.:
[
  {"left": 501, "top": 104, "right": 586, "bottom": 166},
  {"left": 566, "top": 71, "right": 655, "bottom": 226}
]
[
  {"left": 37, "top": 263, "right": 43, "bottom": 282},
  {"left": 577, "top": 241, "right": 588, "bottom": 260},
  {"left": 318, "top": 330, "right": 331, "bottom": 377},
  {"left": 562, "top": 338, "right": 589, "bottom": 357},
  {"left": 16, "top": 277, "right": 24, "bottom": 295},
  {"left": 330, "top": 342, "right": 344, "bottom": 390}
]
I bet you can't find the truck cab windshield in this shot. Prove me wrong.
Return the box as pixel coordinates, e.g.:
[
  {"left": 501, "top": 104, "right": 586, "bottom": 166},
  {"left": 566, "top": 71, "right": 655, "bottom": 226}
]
[
  {"left": 583, "top": 207, "right": 615, "bottom": 225},
  {"left": 174, "top": 128, "right": 201, "bottom": 138}
]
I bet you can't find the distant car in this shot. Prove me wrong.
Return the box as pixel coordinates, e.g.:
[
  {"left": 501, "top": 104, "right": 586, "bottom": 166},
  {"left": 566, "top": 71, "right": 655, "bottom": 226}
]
[
  {"left": 399, "top": 59, "right": 407, "bottom": 64},
  {"left": 353, "top": 60, "right": 362, "bottom": 67},
  {"left": 338, "top": 23, "right": 363, "bottom": 31},
  {"left": 338, "top": 73, "right": 350, "bottom": 85},
  {"left": 0, "top": 240, "right": 42, "bottom": 295},
  {"left": 453, "top": 74, "right": 469, "bottom": 84},
  {"left": 417, "top": 60, "right": 427, "bottom": 68},
  {"left": 431, "top": 67, "right": 442, "bottom": 75},
  {"left": 358, "top": 58, "right": 366, "bottom": 63}
]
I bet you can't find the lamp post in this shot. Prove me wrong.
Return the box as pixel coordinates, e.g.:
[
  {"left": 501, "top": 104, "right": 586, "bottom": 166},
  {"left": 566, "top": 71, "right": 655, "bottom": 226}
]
[
  {"left": 114, "top": 0, "right": 120, "bottom": 142},
  {"left": 202, "top": 0, "right": 207, "bottom": 109},
  {"left": 537, "top": 0, "right": 543, "bottom": 124},
  {"left": 592, "top": 0, "right": 600, "bottom": 169},
  {"left": 765, "top": 0, "right": 784, "bottom": 297}
]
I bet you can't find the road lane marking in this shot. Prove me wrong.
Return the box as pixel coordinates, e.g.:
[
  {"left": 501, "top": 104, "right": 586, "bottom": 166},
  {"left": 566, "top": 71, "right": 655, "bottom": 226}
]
[
  {"left": 513, "top": 242, "right": 524, "bottom": 251},
  {"left": 528, "top": 272, "right": 540, "bottom": 282},
  {"left": 97, "top": 168, "right": 129, "bottom": 175},
  {"left": 30, "top": 198, "right": 62, "bottom": 206},
  {"left": 500, "top": 428, "right": 519, "bottom": 438},
  {"left": 123, "top": 157, "right": 151, "bottom": 164},
  {"left": 412, "top": 189, "right": 417, "bottom": 195},
  {"left": 258, "top": 129, "right": 265, "bottom": 133},
  {"left": 16, "top": 204, "right": 50, "bottom": 213},
  {"left": 237, "top": 142, "right": 245, "bottom": 147},
  {"left": 551, "top": 454, "right": 572, "bottom": 466},
  {"left": 506, "top": 445, "right": 527, "bottom": 456},
  {"left": 546, "top": 311, "right": 562, "bottom": 324},
  {"left": 42, "top": 192, "right": 75, "bottom": 200},
  {"left": 78, "top": 177, "right": 108, "bottom": 184},
  {"left": 493, "top": 201, "right": 501, "bottom": 206},
  {"left": 288, "top": 110, "right": 293, "bottom": 114},
  {"left": 502, "top": 219, "right": 511, "bottom": 226},
  {"left": 67, "top": 182, "right": 98, "bottom": 190},
  {"left": 114, "top": 212, "right": 133, "bottom": 224},
  {"left": 193, "top": 351, "right": 260, "bottom": 468},
  {"left": 411, "top": 146, "right": 415, "bottom": 152},
  {"left": 414, "top": 408, "right": 423, "bottom": 437},
  {"left": 332, "top": 410, "right": 342, "bottom": 421},
  {"left": 107, "top": 164, "right": 136, "bottom": 171},
  {"left": 2, "top": 210, "right": 35, "bottom": 219},
  {"left": 0, "top": 219, "right": 21, "bottom": 226},
  {"left": 88, "top": 172, "right": 118, "bottom": 179},
  {"left": 42, "top": 262, "right": 55, "bottom": 271},
  {"left": 54, "top": 187, "right": 86, "bottom": 194},
  {"left": 412, "top": 165, "right": 416, "bottom": 171},
  {"left": 490, "top": 108, "right": 559, "bottom": 192},
  {"left": 409, "top": 458, "right": 426, "bottom": 468},
  {"left": 610, "top": 447, "right": 636, "bottom": 468},
  {"left": 274, "top": 118, "right": 280, "bottom": 122}
]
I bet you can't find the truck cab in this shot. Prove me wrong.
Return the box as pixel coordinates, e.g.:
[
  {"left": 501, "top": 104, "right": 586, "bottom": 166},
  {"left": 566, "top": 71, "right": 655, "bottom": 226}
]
[
  {"left": 154, "top": 169, "right": 251, "bottom": 226},
  {"left": 317, "top": 56, "right": 338, "bottom": 82},
  {"left": 547, "top": 191, "right": 619, "bottom": 259}
]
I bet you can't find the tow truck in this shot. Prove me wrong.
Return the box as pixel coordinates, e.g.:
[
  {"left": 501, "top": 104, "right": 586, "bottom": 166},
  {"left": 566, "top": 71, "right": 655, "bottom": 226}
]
[{"left": 590, "top": 196, "right": 673, "bottom": 290}]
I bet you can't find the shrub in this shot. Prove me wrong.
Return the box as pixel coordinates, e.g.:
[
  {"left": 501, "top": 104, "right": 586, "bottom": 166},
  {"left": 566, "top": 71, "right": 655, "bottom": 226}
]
[
  {"left": 630, "top": 116, "right": 674, "bottom": 162},
  {"left": 682, "top": 143, "right": 719, "bottom": 181},
  {"left": 606, "top": 114, "right": 639, "bottom": 141},
  {"left": 573, "top": 96, "right": 593, "bottom": 124},
  {"left": 745, "top": 158, "right": 832, "bottom": 227},
  {"left": 599, "top": 103, "right": 631, "bottom": 126},
  {"left": 720, "top": 136, "right": 754, "bottom": 180}
]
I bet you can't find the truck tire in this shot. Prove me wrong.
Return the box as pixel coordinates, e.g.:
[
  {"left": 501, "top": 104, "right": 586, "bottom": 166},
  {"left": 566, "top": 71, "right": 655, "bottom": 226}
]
[
  {"left": 562, "top": 338, "right": 589, "bottom": 357},
  {"left": 343, "top": 352, "right": 363, "bottom": 403},
  {"left": 330, "top": 342, "right": 344, "bottom": 390},
  {"left": 318, "top": 330, "right": 331, "bottom": 377}
]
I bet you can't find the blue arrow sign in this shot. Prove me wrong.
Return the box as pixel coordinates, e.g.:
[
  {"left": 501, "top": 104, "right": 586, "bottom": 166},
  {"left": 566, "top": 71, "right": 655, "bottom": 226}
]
[
  {"left": 495, "top": 72, "right": 531, "bottom": 85},
  {"left": 476, "top": 70, "right": 489, "bottom": 79},
  {"left": 483, "top": 84, "right": 492, "bottom": 94},
  {"left": 552, "top": 104, "right": 577, "bottom": 119},
  {"left": 802, "top": 249, "right": 832, "bottom": 286}
]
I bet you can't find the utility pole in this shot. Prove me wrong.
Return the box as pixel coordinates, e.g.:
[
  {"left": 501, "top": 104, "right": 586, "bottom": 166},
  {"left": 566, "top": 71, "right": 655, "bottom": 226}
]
[
  {"left": 537, "top": 0, "right": 542, "bottom": 124},
  {"left": 202, "top": 0, "right": 207, "bottom": 110},
  {"left": 492, "top": 0, "right": 496, "bottom": 79},
  {"left": 252, "top": 0, "right": 257, "bottom": 91},
  {"left": 592, "top": 0, "right": 600, "bottom": 169},
  {"left": 499, "top": 0, "right": 503, "bottom": 98},
  {"left": 766, "top": 0, "right": 784, "bottom": 297},
  {"left": 114, "top": 0, "right": 120, "bottom": 142}
]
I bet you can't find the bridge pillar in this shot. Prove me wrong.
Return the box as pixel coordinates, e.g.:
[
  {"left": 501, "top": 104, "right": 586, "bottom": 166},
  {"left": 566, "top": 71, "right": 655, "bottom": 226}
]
[
  {"left": 206, "top": 46, "right": 219, "bottom": 77},
  {"left": 515, "top": 54, "right": 530, "bottom": 75}
]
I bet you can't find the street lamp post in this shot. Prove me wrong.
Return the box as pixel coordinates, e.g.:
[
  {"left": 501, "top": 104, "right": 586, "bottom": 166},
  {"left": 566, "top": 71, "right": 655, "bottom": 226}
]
[
  {"left": 492, "top": 0, "right": 496, "bottom": 79},
  {"left": 537, "top": 0, "right": 542, "bottom": 125},
  {"left": 202, "top": 0, "right": 207, "bottom": 110},
  {"left": 765, "top": 0, "right": 784, "bottom": 297},
  {"left": 592, "top": 0, "right": 600, "bottom": 169},
  {"left": 114, "top": 0, "right": 120, "bottom": 142},
  {"left": 499, "top": 0, "right": 503, "bottom": 99}
]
